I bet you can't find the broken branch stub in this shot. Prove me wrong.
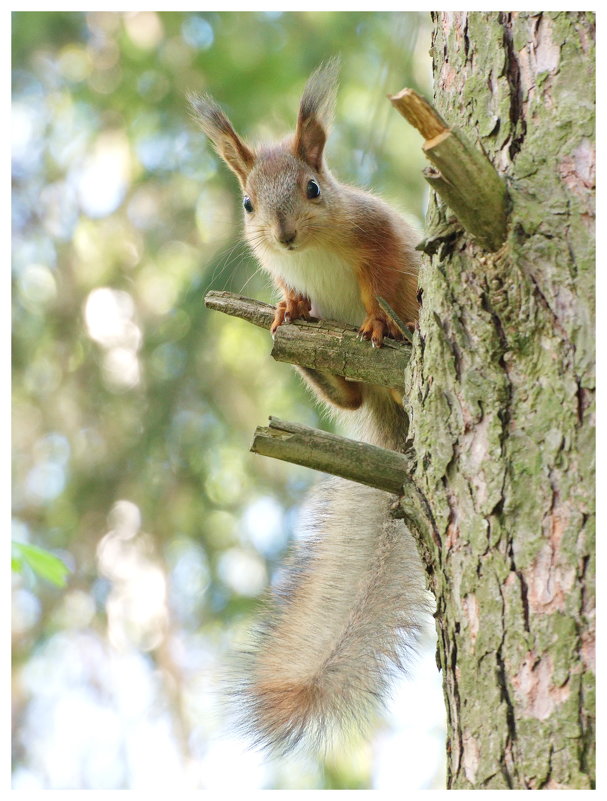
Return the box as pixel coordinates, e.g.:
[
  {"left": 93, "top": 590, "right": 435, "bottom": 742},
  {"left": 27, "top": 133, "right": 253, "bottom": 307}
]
[
  {"left": 251, "top": 417, "right": 412, "bottom": 495},
  {"left": 389, "top": 88, "right": 508, "bottom": 252}
]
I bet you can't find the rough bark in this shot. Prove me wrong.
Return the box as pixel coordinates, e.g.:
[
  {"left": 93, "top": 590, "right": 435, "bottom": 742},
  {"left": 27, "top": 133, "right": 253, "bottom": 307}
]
[{"left": 399, "top": 11, "right": 595, "bottom": 789}]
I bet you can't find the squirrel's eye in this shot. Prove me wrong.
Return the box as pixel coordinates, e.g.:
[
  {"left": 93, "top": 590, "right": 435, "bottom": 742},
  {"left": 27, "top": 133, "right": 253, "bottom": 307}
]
[
  {"left": 306, "top": 179, "right": 321, "bottom": 200},
  {"left": 243, "top": 196, "right": 254, "bottom": 213}
]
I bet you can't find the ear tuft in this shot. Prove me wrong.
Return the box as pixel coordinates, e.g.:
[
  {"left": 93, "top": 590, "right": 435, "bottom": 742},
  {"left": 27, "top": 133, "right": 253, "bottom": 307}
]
[
  {"left": 298, "top": 57, "right": 340, "bottom": 128},
  {"left": 294, "top": 57, "right": 341, "bottom": 171},
  {"left": 187, "top": 91, "right": 255, "bottom": 186}
]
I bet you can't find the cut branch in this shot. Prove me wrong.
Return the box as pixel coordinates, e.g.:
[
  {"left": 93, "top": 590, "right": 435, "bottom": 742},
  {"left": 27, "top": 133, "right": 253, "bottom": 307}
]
[
  {"left": 204, "top": 290, "right": 277, "bottom": 328},
  {"left": 205, "top": 291, "right": 410, "bottom": 391},
  {"left": 389, "top": 88, "right": 508, "bottom": 252},
  {"left": 251, "top": 417, "right": 412, "bottom": 495},
  {"left": 389, "top": 88, "right": 449, "bottom": 139}
]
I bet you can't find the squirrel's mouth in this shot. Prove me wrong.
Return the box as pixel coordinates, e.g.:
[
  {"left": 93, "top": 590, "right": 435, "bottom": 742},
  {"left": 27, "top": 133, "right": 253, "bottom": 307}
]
[{"left": 275, "top": 240, "right": 299, "bottom": 253}]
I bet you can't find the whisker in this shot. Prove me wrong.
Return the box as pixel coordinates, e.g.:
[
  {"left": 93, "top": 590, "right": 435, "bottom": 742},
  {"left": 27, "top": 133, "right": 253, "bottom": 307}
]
[
  {"left": 209, "top": 240, "right": 250, "bottom": 288},
  {"left": 239, "top": 265, "right": 266, "bottom": 295}
]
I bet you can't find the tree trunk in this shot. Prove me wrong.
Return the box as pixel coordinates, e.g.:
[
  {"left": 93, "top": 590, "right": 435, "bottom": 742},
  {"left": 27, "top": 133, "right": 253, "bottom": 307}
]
[{"left": 402, "top": 11, "right": 595, "bottom": 788}]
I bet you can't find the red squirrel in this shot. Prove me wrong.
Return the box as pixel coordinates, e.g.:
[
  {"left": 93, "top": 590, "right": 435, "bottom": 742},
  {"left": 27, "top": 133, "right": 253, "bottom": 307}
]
[{"left": 190, "top": 59, "right": 429, "bottom": 754}]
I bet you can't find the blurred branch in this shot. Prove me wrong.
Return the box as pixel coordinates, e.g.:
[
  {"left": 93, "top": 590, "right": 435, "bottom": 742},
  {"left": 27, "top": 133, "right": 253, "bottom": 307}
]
[
  {"left": 205, "top": 290, "right": 410, "bottom": 390},
  {"left": 251, "top": 416, "right": 412, "bottom": 495}
]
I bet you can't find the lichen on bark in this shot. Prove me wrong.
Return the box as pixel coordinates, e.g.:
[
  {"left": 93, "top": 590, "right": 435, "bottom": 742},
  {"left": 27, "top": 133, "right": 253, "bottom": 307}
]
[{"left": 402, "top": 11, "right": 595, "bottom": 788}]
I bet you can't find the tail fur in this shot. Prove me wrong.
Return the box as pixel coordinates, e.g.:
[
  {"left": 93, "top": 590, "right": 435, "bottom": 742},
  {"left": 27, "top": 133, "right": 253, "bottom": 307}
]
[{"left": 231, "top": 474, "right": 431, "bottom": 754}]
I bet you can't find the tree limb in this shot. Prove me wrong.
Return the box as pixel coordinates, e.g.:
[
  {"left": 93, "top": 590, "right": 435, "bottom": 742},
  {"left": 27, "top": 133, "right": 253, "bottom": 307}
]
[
  {"left": 389, "top": 87, "right": 508, "bottom": 252},
  {"left": 250, "top": 416, "right": 412, "bottom": 495},
  {"left": 205, "top": 290, "right": 410, "bottom": 390},
  {"left": 204, "top": 290, "right": 277, "bottom": 329}
]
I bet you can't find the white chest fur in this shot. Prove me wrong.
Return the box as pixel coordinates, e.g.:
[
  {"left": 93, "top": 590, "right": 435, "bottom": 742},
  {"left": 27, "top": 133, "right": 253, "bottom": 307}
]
[{"left": 258, "top": 246, "right": 365, "bottom": 328}]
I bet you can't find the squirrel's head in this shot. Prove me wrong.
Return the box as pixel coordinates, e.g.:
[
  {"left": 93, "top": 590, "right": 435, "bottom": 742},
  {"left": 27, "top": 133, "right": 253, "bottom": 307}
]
[{"left": 188, "top": 59, "right": 340, "bottom": 254}]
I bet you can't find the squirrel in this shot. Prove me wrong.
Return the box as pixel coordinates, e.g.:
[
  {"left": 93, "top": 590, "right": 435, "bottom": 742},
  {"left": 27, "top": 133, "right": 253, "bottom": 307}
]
[{"left": 189, "top": 59, "right": 430, "bottom": 754}]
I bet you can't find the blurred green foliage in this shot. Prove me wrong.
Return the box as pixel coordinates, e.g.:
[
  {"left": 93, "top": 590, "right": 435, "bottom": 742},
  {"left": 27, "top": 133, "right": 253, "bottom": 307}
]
[
  {"left": 12, "top": 11, "right": 433, "bottom": 790},
  {"left": 12, "top": 542, "right": 71, "bottom": 587}
]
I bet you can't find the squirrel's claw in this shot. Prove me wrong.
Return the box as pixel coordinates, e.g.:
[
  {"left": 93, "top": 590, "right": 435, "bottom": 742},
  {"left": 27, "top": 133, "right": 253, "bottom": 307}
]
[
  {"left": 359, "top": 315, "right": 386, "bottom": 348},
  {"left": 272, "top": 294, "right": 312, "bottom": 334},
  {"left": 359, "top": 311, "right": 407, "bottom": 348},
  {"left": 270, "top": 306, "right": 286, "bottom": 335}
]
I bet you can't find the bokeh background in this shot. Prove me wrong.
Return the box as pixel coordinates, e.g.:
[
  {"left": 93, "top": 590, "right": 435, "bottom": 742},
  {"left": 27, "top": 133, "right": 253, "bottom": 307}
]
[{"left": 12, "top": 10, "right": 445, "bottom": 790}]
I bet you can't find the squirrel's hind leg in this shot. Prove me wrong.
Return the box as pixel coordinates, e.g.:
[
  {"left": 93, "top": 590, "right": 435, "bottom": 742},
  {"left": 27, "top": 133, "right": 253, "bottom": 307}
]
[{"left": 297, "top": 367, "right": 363, "bottom": 410}]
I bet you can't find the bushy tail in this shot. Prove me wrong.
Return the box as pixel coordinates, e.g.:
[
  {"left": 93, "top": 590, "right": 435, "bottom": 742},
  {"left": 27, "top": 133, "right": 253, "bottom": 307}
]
[{"left": 230, "top": 477, "right": 431, "bottom": 754}]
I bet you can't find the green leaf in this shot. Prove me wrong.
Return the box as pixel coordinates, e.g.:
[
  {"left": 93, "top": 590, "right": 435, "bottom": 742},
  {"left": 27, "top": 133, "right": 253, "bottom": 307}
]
[{"left": 12, "top": 542, "right": 71, "bottom": 588}]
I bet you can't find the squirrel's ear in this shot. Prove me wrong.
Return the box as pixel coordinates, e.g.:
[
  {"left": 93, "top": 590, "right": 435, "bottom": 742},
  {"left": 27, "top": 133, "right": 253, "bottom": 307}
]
[
  {"left": 188, "top": 92, "right": 255, "bottom": 186},
  {"left": 294, "top": 58, "right": 340, "bottom": 171}
]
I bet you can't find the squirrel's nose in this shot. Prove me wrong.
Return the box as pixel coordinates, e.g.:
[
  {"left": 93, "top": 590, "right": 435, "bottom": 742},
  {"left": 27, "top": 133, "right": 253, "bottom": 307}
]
[{"left": 277, "top": 228, "right": 297, "bottom": 247}]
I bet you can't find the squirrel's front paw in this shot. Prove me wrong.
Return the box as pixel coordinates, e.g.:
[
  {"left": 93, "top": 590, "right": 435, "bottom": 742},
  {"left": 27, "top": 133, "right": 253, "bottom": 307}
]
[
  {"left": 358, "top": 313, "right": 402, "bottom": 348},
  {"left": 271, "top": 295, "right": 312, "bottom": 334}
]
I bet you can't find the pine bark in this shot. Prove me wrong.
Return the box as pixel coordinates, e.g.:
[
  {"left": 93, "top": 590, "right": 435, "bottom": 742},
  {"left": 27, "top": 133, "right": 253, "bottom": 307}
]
[{"left": 400, "top": 11, "right": 595, "bottom": 788}]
